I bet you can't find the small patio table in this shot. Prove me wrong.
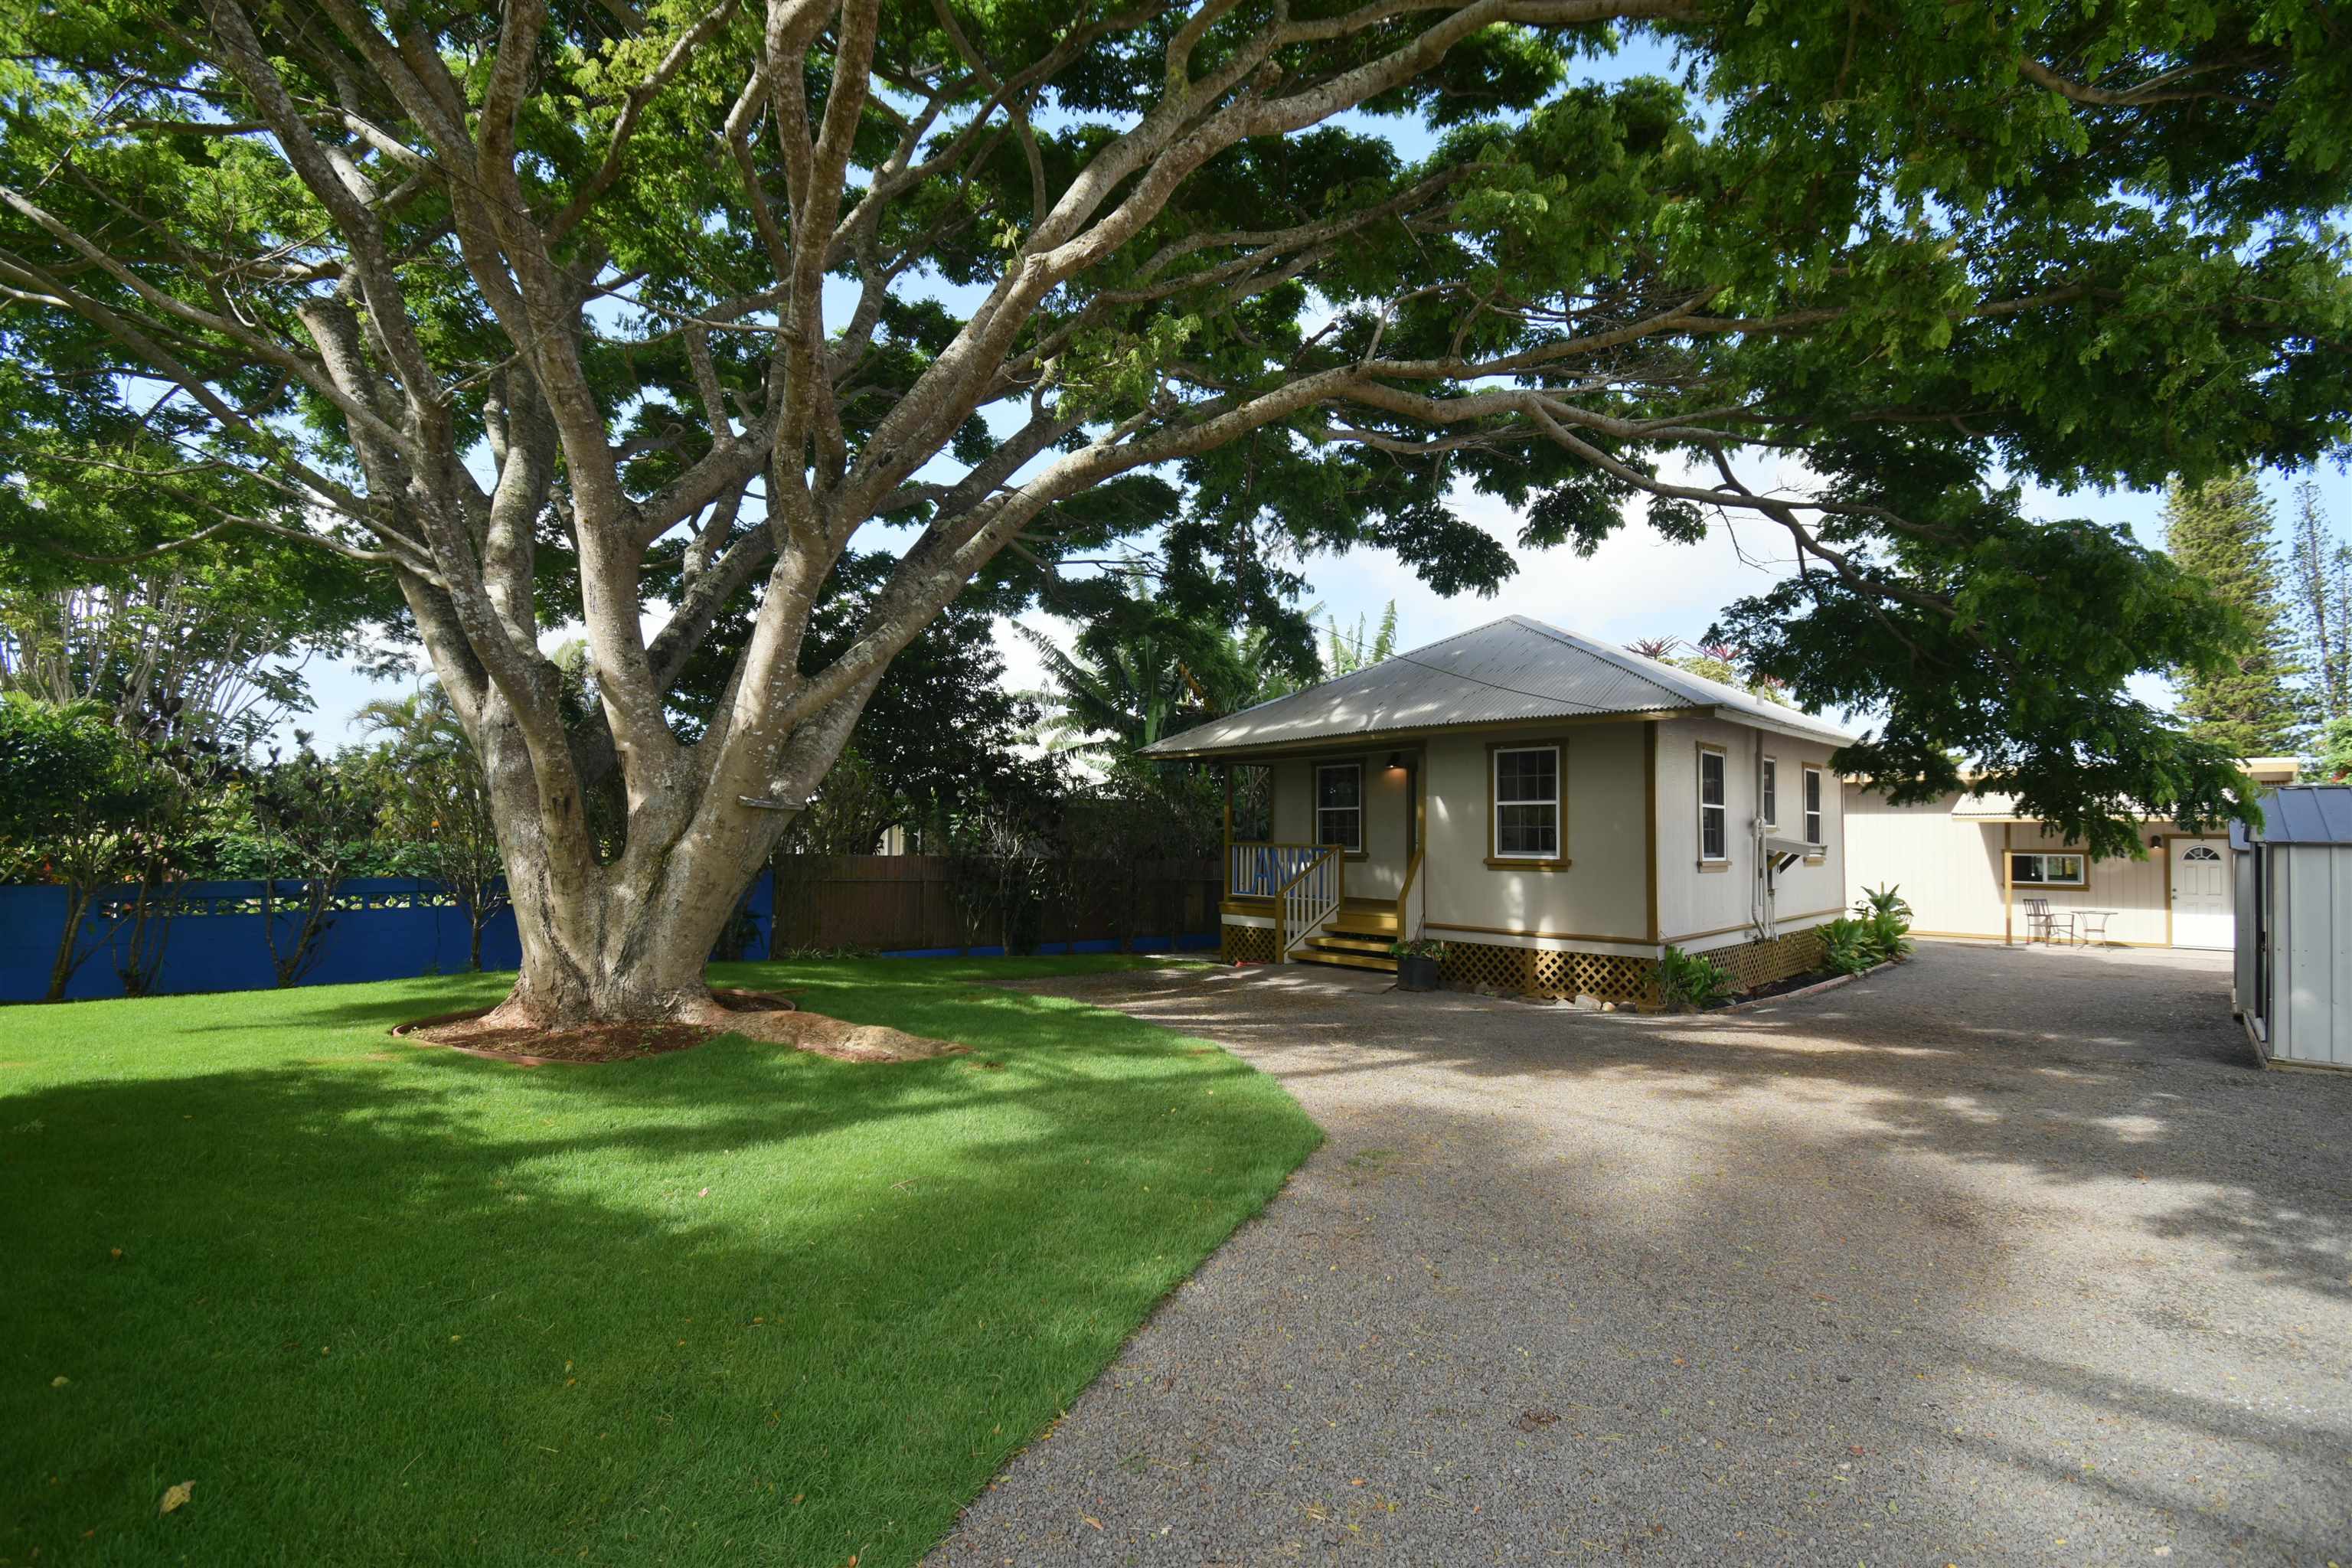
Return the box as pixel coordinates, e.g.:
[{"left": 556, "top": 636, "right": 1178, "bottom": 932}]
[{"left": 2073, "top": 909, "right": 2116, "bottom": 946}]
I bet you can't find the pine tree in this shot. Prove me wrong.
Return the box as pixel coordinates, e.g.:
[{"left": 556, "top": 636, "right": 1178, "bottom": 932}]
[
  {"left": 2284, "top": 477, "right": 2352, "bottom": 728},
  {"left": 2163, "top": 472, "right": 2308, "bottom": 755}
]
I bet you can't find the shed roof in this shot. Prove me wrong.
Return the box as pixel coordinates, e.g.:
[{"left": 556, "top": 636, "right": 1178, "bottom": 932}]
[
  {"left": 1137, "top": 615, "right": 1856, "bottom": 759},
  {"left": 2234, "top": 785, "right": 2352, "bottom": 848}
]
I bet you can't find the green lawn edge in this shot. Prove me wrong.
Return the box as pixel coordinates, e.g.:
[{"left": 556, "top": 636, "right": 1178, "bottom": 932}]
[{"left": 0, "top": 956, "right": 1321, "bottom": 1567}]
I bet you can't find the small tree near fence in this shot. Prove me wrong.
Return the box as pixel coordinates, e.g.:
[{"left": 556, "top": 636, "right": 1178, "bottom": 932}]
[
  {"left": 245, "top": 748, "right": 381, "bottom": 988},
  {"left": 0, "top": 694, "right": 172, "bottom": 1001},
  {"left": 361, "top": 690, "right": 509, "bottom": 972},
  {"left": 942, "top": 780, "right": 1071, "bottom": 958}
]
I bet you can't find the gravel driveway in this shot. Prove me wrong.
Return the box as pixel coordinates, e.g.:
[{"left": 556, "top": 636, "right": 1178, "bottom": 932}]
[{"left": 925, "top": 940, "right": 2352, "bottom": 1566}]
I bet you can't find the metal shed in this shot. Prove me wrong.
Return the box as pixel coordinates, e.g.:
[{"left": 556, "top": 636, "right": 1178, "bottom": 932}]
[{"left": 2231, "top": 786, "right": 2352, "bottom": 1070}]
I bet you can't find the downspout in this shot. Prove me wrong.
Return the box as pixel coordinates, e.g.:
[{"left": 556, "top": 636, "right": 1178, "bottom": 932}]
[{"left": 1752, "top": 730, "right": 1775, "bottom": 942}]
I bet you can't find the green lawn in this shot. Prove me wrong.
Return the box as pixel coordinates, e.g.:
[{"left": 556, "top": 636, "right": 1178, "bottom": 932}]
[{"left": 0, "top": 957, "right": 1319, "bottom": 1567}]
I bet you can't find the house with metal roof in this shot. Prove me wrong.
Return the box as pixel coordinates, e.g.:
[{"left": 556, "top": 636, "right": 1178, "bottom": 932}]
[
  {"left": 1137, "top": 616, "right": 1857, "bottom": 1002},
  {"left": 2231, "top": 785, "right": 2352, "bottom": 1071},
  {"left": 1843, "top": 758, "right": 2301, "bottom": 954}
]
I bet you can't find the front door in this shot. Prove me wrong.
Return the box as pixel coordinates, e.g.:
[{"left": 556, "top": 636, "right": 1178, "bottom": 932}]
[{"left": 2169, "top": 838, "right": 2232, "bottom": 949}]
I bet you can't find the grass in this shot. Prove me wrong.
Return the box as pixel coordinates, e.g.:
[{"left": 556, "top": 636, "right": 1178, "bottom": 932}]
[{"left": 0, "top": 956, "right": 1321, "bottom": 1567}]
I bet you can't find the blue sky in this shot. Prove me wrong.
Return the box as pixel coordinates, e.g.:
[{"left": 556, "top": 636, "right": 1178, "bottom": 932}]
[{"left": 284, "top": 31, "right": 2352, "bottom": 747}]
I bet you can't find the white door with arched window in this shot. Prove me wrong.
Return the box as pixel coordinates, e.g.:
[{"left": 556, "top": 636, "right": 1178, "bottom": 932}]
[{"left": 2169, "top": 839, "right": 2232, "bottom": 949}]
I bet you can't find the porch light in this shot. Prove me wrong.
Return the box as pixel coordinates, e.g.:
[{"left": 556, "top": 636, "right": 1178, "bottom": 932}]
[{"left": 1386, "top": 752, "right": 1406, "bottom": 772}]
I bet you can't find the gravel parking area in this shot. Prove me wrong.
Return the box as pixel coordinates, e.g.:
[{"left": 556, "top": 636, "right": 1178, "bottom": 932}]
[{"left": 926, "top": 940, "right": 2352, "bottom": 1566}]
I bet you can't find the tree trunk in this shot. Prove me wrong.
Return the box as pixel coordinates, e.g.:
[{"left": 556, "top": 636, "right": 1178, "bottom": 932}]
[{"left": 44, "top": 883, "right": 96, "bottom": 1003}]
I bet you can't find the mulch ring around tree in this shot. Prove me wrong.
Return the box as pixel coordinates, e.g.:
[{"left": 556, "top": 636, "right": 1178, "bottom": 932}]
[{"left": 390, "top": 988, "right": 969, "bottom": 1067}]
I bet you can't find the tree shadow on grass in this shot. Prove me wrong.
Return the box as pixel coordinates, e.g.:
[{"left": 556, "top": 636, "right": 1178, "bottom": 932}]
[{"left": 0, "top": 978, "right": 1318, "bottom": 1568}]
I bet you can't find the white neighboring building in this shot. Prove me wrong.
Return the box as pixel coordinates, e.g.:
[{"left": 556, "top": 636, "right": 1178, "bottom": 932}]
[
  {"left": 1843, "top": 759, "right": 2302, "bottom": 951},
  {"left": 2232, "top": 785, "right": 2352, "bottom": 1071}
]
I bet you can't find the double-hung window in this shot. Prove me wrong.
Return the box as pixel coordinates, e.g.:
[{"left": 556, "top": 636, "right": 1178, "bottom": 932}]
[
  {"left": 1315, "top": 762, "right": 1362, "bottom": 852},
  {"left": 1491, "top": 745, "right": 1562, "bottom": 861},
  {"left": 1697, "top": 746, "right": 1728, "bottom": 862},
  {"left": 1760, "top": 756, "right": 1779, "bottom": 831},
  {"left": 1802, "top": 766, "right": 1824, "bottom": 848}
]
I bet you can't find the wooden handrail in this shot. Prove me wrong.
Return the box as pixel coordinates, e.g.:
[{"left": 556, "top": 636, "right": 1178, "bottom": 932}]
[
  {"left": 1396, "top": 845, "right": 1425, "bottom": 930},
  {"left": 1271, "top": 844, "right": 1340, "bottom": 961}
]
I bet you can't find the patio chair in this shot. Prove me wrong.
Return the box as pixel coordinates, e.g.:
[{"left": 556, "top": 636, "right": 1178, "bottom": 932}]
[{"left": 2021, "top": 896, "right": 2074, "bottom": 946}]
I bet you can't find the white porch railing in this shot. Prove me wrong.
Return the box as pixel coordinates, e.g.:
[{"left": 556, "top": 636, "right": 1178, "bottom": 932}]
[
  {"left": 1228, "top": 840, "right": 1339, "bottom": 901},
  {"left": 1272, "top": 846, "right": 1343, "bottom": 960}
]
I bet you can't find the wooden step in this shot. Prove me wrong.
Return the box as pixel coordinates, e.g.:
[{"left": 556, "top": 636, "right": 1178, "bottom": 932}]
[
  {"left": 1294, "top": 948, "right": 1398, "bottom": 973},
  {"left": 1308, "top": 931, "right": 1397, "bottom": 956},
  {"left": 1327, "top": 910, "right": 1399, "bottom": 935}
]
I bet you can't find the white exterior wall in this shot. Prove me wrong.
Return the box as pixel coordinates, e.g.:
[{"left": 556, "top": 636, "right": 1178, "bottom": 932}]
[
  {"left": 1842, "top": 783, "right": 2209, "bottom": 947},
  {"left": 2007, "top": 824, "right": 2178, "bottom": 948},
  {"left": 1419, "top": 722, "right": 1649, "bottom": 951},
  {"left": 1653, "top": 716, "right": 1845, "bottom": 956},
  {"left": 1842, "top": 791, "right": 2010, "bottom": 939},
  {"left": 2266, "top": 844, "right": 2352, "bottom": 1068}
]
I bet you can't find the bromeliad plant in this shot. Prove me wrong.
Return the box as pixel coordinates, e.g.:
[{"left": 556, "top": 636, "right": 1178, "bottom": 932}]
[
  {"left": 1823, "top": 886, "right": 1916, "bottom": 974},
  {"left": 1656, "top": 945, "right": 1736, "bottom": 1013},
  {"left": 1390, "top": 938, "right": 1451, "bottom": 961}
]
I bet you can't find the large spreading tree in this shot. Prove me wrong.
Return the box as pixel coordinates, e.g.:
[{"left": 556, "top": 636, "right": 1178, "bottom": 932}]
[{"left": 1, "top": 0, "right": 2347, "bottom": 1026}]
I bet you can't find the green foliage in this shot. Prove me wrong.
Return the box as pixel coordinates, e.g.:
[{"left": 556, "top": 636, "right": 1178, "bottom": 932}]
[
  {"left": 2315, "top": 715, "right": 2352, "bottom": 782},
  {"left": 1390, "top": 937, "right": 1450, "bottom": 960},
  {"left": 356, "top": 688, "right": 510, "bottom": 972},
  {"left": 0, "top": 694, "right": 179, "bottom": 998},
  {"left": 0, "top": 957, "right": 1320, "bottom": 1566},
  {"left": 1855, "top": 884, "right": 1913, "bottom": 921},
  {"left": 1326, "top": 603, "right": 1401, "bottom": 677},
  {"left": 1657, "top": 945, "right": 1736, "bottom": 1012},
  {"left": 2, "top": 0, "right": 2348, "bottom": 933},
  {"left": 2284, "top": 476, "right": 2352, "bottom": 730},
  {"left": 243, "top": 748, "right": 390, "bottom": 988},
  {"left": 2162, "top": 471, "right": 2308, "bottom": 755},
  {"left": 1824, "top": 888, "right": 1916, "bottom": 974},
  {"left": 1820, "top": 917, "right": 1880, "bottom": 977}
]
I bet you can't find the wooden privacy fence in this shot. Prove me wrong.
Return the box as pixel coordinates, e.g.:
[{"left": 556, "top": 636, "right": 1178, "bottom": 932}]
[{"left": 767, "top": 854, "right": 1221, "bottom": 954}]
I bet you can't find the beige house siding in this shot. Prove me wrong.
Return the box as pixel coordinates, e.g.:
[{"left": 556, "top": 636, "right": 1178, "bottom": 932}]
[
  {"left": 1267, "top": 748, "right": 1415, "bottom": 900},
  {"left": 1842, "top": 783, "right": 2216, "bottom": 946},
  {"left": 1420, "top": 722, "right": 1650, "bottom": 950},
  {"left": 1654, "top": 716, "right": 1845, "bottom": 955}
]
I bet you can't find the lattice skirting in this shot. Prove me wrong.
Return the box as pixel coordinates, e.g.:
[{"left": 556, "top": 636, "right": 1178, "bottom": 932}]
[
  {"left": 1436, "top": 941, "right": 1661, "bottom": 1006},
  {"left": 1705, "top": 926, "right": 1828, "bottom": 993},
  {"left": 1430, "top": 926, "right": 1831, "bottom": 1005},
  {"left": 1222, "top": 923, "right": 1276, "bottom": 965}
]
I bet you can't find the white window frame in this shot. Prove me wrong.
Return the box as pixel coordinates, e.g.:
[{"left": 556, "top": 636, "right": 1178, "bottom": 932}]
[
  {"left": 1491, "top": 744, "right": 1563, "bottom": 861},
  {"left": 1697, "top": 745, "right": 1729, "bottom": 864},
  {"left": 1802, "top": 765, "right": 1824, "bottom": 848},
  {"left": 1315, "top": 761, "right": 1363, "bottom": 853},
  {"left": 1760, "top": 756, "right": 1779, "bottom": 831},
  {"left": 2009, "top": 851, "right": 2087, "bottom": 889}
]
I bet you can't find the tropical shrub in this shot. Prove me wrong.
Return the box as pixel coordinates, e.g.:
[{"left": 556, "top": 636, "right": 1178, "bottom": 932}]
[
  {"left": 1657, "top": 946, "right": 1735, "bottom": 1012},
  {"left": 1850, "top": 884, "right": 1915, "bottom": 963},
  {"left": 1390, "top": 938, "right": 1449, "bottom": 960},
  {"left": 1820, "top": 917, "right": 1880, "bottom": 976}
]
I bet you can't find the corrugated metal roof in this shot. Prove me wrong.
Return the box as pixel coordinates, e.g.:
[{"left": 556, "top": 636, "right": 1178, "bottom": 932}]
[
  {"left": 1138, "top": 616, "right": 1856, "bottom": 757},
  {"left": 2247, "top": 785, "right": 2352, "bottom": 845}
]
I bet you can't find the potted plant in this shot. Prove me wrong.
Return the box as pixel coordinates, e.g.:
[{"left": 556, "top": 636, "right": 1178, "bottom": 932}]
[{"left": 1391, "top": 937, "right": 1448, "bottom": 992}]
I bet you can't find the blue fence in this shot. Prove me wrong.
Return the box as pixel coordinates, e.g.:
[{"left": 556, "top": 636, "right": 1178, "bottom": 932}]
[
  {"left": 0, "top": 870, "right": 1219, "bottom": 1004},
  {"left": 0, "top": 876, "right": 778, "bottom": 1004}
]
